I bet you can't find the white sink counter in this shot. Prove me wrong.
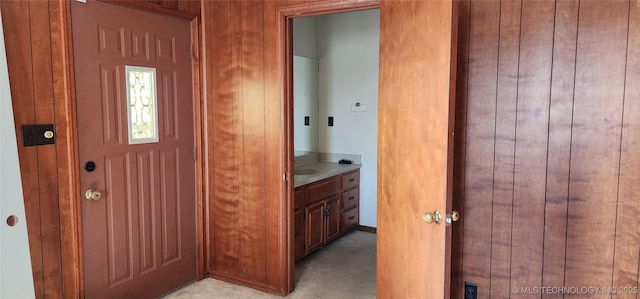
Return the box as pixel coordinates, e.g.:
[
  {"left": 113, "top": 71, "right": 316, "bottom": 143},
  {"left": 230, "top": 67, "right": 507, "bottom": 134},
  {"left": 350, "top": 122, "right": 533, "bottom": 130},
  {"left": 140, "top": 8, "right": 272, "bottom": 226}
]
[{"left": 294, "top": 161, "right": 361, "bottom": 188}]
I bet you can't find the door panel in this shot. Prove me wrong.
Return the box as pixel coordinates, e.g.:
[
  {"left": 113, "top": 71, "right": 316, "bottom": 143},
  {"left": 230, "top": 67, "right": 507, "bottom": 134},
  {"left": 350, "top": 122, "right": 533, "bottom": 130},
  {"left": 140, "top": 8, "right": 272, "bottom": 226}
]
[
  {"left": 71, "top": 1, "right": 196, "bottom": 298},
  {"left": 377, "top": 0, "right": 457, "bottom": 298},
  {"left": 325, "top": 196, "right": 340, "bottom": 243},
  {"left": 305, "top": 201, "right": 325, "bottom": 254}
]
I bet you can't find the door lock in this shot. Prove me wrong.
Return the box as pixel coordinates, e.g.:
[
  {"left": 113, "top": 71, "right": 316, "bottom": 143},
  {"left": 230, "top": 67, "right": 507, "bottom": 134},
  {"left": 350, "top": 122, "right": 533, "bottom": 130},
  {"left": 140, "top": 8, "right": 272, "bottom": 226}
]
[
  {"left": 85, "top": 189, "right": 102, "bottom": 200},
  {"left": 445, "top": 211, "right": 460, "bottom": 225}
]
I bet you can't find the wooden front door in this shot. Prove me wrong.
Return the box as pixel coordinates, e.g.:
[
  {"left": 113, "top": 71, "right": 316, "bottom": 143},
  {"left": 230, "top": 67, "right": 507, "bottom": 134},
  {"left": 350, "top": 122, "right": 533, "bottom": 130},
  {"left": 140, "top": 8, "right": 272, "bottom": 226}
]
[
  {"left": 377, "top": 0, "right": 458, "bottom": 298},
  {"left": 71, "top": 1, "right": 196, "bottom": 298}
]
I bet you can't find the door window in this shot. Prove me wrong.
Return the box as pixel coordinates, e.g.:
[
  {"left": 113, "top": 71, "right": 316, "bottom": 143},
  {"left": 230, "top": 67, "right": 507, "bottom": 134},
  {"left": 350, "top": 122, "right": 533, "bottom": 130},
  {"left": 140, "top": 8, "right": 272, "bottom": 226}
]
[{"left": 126, "top": 65, "right": 158, "bottom": 144}]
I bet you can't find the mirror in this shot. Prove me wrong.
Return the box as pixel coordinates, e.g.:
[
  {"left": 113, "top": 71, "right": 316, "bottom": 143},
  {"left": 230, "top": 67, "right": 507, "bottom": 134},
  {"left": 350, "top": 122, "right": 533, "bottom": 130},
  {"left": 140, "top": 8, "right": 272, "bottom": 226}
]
[{"left": 294, "top": 55, "right": 319, "bottom": 154}]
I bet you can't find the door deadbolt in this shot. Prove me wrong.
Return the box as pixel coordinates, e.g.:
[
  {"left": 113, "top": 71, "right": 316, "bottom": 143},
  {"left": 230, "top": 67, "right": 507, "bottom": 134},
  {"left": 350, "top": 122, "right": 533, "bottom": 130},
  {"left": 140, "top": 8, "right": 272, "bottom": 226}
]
[{"left": 446, "top": 211, "right": 460, "bottom": 225}]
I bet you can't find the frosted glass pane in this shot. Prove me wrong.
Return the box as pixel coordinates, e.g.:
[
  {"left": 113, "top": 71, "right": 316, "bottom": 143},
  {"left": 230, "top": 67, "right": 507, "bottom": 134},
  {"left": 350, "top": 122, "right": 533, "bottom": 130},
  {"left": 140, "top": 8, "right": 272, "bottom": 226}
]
[{"left": 126, "top": 66, "right": 158, "bottom": 144}]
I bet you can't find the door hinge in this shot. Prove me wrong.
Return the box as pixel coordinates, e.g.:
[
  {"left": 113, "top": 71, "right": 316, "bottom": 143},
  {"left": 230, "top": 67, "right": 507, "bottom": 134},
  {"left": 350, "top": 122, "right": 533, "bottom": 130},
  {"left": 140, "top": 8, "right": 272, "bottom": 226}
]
[{"left": 283, "top": 173, "right": 288, "bottom": 181}]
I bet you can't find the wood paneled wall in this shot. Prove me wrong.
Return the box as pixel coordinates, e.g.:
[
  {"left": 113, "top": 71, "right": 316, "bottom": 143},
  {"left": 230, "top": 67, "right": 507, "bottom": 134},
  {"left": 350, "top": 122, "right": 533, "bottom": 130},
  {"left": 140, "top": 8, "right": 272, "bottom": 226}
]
[
  {"left": 10, "top": 0, "right": 640, "bottom": 297},
  {"left": 452, "top": 0, "right": 640, "bottom": 298},
  {"left": 1, "top": 1, "right": 63, "bottom": 297}
]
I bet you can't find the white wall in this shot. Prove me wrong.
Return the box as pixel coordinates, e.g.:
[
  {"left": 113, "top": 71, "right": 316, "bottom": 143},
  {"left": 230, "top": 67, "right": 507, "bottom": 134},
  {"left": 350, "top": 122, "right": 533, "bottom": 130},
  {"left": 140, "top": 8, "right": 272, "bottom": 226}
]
[
  {"left": 293, "top": 17, "right": 318, "bottom": 59},
  {"left": 317, "top": 10, "right": 380, "bottom": 228},
  {"left": 0, "top": 9, "right": 36, "bottom": 299}
]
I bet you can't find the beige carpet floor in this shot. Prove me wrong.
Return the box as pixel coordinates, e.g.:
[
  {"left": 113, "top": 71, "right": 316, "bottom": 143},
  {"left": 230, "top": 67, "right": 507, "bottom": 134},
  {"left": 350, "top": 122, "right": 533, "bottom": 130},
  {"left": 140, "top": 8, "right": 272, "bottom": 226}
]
[{"left": 163, "top": 230, "right": 376, "bottom": 299}]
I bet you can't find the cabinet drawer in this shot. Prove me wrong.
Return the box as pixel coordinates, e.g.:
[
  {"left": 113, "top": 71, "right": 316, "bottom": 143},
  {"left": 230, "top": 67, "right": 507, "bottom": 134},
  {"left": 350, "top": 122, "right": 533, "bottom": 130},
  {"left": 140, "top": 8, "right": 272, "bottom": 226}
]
[
  {"left": 341, "top": 207, "right": 359, "bottom": 230},
  {"left": 294, "top": 189, "right": 305, "bottom": 210},
  {"left": 341, "top": 171, "right": 360, "bottom": 190},
  {"left": 306, "top": 178, "right": 340, "bottom": 204},
  {"left": 342, "top": 187, "right": 359, "bottom": 211}
]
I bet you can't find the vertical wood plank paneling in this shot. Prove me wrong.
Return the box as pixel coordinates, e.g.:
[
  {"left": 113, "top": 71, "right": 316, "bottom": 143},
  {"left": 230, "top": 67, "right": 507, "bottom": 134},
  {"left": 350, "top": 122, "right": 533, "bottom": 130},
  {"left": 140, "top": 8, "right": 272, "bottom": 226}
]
[
  {"left": 613, "top": 2, "right": 640, "bottom": 298},
  {"left": 451, "top": 0, "right": 470, "bottom": 297},
  {"left": 240, "top": 0, "right": 267, "bottom": 283},
  {"left": 49, "top": 0, "right": 84, "bottom": 295},
  {"left": 29, "top": 1, "right": 64, "bottom": 296},
  {"left": 201, "top": 0, "right": 215, "bottom": 275},
  {"left": 209, "top": 0, "right": 239, "bottom": 276},
  {"left": 542, "top": 0, "right": 579, "bottom": 295},
  {"left": 462, "top": 1, "right": 499, "bottom": 296},
  {"left": 490, "top": 1, "right": 521, "bottom": 298},
  {"left": 0, "top": 1, "right": 45, "bottom": 297},
  {"left": 510, "top": 0, "right": 555, "bottom": 292},
  {"left": 566, "top": 0, "right": 628, "bottom": 293},
  {"left": 262, "top": 0, "right": 288, "bottom": 290},
  {"left": 230, "top": 0, "right": 245, "bottom": 279}
]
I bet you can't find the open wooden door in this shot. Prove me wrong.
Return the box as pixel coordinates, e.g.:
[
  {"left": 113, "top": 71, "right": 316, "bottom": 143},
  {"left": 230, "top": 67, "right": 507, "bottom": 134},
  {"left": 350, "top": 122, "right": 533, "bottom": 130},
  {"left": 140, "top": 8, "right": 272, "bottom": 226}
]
[{"left": 377, "top": 0, "right": 458, "bottom": 298}]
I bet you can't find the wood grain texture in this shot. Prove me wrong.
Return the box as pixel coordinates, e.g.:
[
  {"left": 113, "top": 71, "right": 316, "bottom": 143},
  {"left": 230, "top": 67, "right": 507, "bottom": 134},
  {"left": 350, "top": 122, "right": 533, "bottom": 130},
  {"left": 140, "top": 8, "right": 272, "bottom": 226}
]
[
  {"left": 456, "top": 1, "right": 640, "bottom": 299},
  {"left": 565, "top": 1, "right": 628, "bottom": 293},
  {"left": 239, "top": 0, "right": 267, "bottom": 283},
  {"left": 450, "top": 0, "right": 470, "bottom": 297},
  {"left": 262, "top": 0, "right": 288, "bottom": 291},
  {"left": 208, "top": 0, "right": 240, "bottom": 277},
  {"left": 0, "top": 2, "right": 45, "bottom": 296},
  {"left": 489, "top": 1, "right": 521, "bottom": 298},
  {"left": 461, "top": 1, "right": 499, "bottom": 297},
  {"left": 613, "top": 1, "right": 640, "bottom": 298},
  {"left": 510, "top": 0, "right": 555, "bottom": 293},
  {"left": 99, "top": 0, "right": 196, "bottom": 20},
  {"left": 1, "top": 1, "right": 66, "bottom": 297},
  {"left": 542, "top": 1, "right": 578, "bottom": 296},
  {"left": 377, "top": 0, "right": 456, "bottom": 298},
  {"left": 29, "top": 1, "right": 64, "bottom": 296},
  {"left": 49, "top": 0, "right": 84, "bottom": 296}
]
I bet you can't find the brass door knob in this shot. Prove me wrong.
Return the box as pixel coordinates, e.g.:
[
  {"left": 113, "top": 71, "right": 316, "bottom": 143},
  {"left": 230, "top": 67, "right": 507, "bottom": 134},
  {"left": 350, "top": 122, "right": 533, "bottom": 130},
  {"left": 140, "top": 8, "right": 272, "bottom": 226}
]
[
  {"left": 85, "top": 189, "right": 102, "bottom": 200},
  {"left": 423, "top": 210, "right": 442, "bottom": 224}
]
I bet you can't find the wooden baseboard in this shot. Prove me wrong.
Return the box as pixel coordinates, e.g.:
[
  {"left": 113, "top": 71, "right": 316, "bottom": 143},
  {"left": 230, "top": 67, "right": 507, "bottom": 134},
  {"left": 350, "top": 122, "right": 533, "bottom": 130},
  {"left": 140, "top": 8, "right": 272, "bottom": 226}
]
[
  {"left": 356, "top": 225, "right": 377, "bottom": 233},
  {"left": 207, "top": 272, "right": 282, "bottom": 295}
]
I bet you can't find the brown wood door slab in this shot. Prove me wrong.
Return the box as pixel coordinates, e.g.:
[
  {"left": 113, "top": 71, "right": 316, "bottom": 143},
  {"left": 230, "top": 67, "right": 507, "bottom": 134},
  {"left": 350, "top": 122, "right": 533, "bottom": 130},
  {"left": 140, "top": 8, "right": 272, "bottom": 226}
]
[
  {"left": 71, "top": 1, "right": 196, "bottom": 298},
  {"left": 377, "top": 0, "right": 458, "bottom": 298}
]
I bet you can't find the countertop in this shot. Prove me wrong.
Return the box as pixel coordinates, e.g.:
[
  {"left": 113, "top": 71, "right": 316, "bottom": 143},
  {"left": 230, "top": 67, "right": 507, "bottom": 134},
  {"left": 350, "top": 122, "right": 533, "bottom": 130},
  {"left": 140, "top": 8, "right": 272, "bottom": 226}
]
[{"left": 294, "top": 161, "right": 361, "bottom": 188}]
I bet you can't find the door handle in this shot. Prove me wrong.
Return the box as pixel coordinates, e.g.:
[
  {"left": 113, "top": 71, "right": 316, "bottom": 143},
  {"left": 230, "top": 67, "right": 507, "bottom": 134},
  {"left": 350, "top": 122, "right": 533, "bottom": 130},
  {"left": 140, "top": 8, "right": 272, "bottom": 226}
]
[
  {"left": 85, "top": 189, "right": 102, "bottom": 201},
  {"left": 423, "top": 210, "right": 442, "bottom": 224}
]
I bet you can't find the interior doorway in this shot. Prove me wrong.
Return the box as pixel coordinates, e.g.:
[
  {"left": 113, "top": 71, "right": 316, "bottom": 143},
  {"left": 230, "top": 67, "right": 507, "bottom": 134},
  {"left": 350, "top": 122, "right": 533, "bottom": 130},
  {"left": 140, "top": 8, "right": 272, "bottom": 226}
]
[
  {"left": 290, "top": 9, "right": 380, "bottom": 291},
  {"left": 280, "top": 0, "right": 459, "bottom": 297}
]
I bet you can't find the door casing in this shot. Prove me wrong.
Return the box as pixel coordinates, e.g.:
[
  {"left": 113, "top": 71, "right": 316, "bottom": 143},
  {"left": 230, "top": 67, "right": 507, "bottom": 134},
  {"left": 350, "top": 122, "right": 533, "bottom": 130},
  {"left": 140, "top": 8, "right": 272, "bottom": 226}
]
[
  {"left": 278, "top": 0, "right": 458, "bottom": 296},
  {"left": 276, "top": 1, "right": 382, "bottom": 293}
]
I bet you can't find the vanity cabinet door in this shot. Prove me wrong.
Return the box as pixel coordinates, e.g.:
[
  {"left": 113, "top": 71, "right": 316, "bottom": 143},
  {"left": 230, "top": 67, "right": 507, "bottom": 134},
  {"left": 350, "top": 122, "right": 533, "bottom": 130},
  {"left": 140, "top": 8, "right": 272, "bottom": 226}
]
[
  {"left": 305, "top": 200, "right": 325, "bottom": 255},
  {"left": 325, "top": 196, "right": 341, "bottom": 243},
  {"left": 294, "top": 189, "right": 306, "bottom": 261},
  {"left": 294, "top": 209, "right": 305, "bottom": 261}
]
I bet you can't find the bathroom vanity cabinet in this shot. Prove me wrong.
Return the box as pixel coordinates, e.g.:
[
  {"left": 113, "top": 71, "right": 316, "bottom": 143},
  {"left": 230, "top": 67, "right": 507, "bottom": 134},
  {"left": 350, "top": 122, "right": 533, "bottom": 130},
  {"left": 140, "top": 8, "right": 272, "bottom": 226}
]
[{"left": 294, "top": 169, "right": 360, "bottom": 261}]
